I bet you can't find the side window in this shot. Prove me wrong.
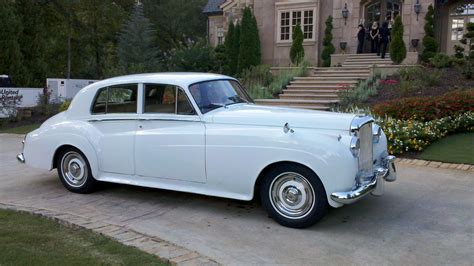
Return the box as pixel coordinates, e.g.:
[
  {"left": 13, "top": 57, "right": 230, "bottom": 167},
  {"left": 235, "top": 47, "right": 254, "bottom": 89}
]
[
  {"left": 144, "top": 84, "right": 195, "bottom": 115},
  {"left": 91, "top": 84, "right": 137, "bottom": 114}
]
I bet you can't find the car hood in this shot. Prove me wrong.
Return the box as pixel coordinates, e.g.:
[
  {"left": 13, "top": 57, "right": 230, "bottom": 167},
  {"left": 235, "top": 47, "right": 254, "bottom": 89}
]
[{"left": 205, "top": 104, "right": 357, "bottom": 131}]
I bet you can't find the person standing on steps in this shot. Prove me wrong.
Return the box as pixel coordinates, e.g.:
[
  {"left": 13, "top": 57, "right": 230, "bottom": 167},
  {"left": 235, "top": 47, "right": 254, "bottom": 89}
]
[
  {"left": 378, "top": 21, "right": 390, "bottom": 59},
  {"left": 370, "top": 22, "right": 380, "bottom": 54},
  {"left": 357, "top": 24, "right": 366, "bottom": 54}
]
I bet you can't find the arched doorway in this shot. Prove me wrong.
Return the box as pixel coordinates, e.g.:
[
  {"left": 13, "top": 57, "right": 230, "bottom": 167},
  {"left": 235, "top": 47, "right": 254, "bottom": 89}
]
[{"left": 363, "top": 0, "right": 402, "bottom": 26}]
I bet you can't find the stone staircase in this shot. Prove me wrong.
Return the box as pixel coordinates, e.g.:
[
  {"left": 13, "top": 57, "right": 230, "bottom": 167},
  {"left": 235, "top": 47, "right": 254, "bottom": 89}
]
[
  {"left": 254, "top": 66, "right": 371, "bottom": 110},
  {"left": 254, "top": 53, "right": 393, "bottom": 110}
]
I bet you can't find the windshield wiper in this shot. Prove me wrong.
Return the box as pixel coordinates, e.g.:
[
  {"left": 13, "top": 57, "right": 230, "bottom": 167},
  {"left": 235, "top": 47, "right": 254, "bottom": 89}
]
[
  {"left": 226, "top": 95, "right": 248, "bottom": 105},
  {"left": 200, "top": 103, "right": 226, "bottom": 111}
]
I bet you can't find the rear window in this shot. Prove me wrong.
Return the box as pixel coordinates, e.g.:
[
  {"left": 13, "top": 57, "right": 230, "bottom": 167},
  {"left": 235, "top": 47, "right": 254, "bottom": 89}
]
[{"left": 91, "top": 84, "right": 137, "bottom": 114}]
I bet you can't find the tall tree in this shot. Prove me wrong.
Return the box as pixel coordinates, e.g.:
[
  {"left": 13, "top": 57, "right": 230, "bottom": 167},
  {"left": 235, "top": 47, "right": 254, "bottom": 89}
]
[
  {"left": 390, "top": 16, "right": 407, "bottom": 64},
  {"left": 117, "top": 3, "right": 159, "bottom": 74},
  {"left": 290, "top": 22, "right": 304, "bottom": 65},
  {"left": 421, "top": 4, "right": 438, "bottom": 62},
  {"left": 238, "top": 7, "right": 261, "bottom": 73},
  {"left": 0, "top": 0, "right": 26, "bottom": 86},
  {"left": 143, "top": 0, "right": 208, "bottom": 51},
  {"left": 321, "top": 16, "right": 335, "bottom": 67}
]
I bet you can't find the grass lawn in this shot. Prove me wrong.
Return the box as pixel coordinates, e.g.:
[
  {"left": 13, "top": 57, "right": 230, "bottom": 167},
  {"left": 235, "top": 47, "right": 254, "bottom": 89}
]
[
  {"left": 418, "top": 133, "right": 474, "bottom": 165},
  {"left": 0, "top": 209, "right": 168, "bottom": 265},
  {"left": 0, "top": 123, "right": 40, "bottom": 134}
]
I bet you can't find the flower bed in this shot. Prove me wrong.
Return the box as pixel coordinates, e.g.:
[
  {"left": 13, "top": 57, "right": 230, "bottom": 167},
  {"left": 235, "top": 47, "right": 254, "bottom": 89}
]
[
  {"left": 376, "top": 112, "right": 474, "bottom": 155},
  {"left": 373, "top": 90, "right": 474, "bottom": 121}
]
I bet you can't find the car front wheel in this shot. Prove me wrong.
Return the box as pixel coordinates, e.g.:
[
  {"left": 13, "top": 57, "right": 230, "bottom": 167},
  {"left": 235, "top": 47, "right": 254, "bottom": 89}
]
[
  {"left": 260, "top": 164, "right": 328, "bottom": 228},
  {"left": 57, "top": 148, "right": 98, "bottom": 193}
]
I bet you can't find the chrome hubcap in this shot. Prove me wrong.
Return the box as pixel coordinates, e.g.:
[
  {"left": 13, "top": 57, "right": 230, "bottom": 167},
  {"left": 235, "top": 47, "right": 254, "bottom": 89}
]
[
  {"left": 61, "top": 151, "right": 88, "bottom": 188},
  {"left": 269, "top": 172, "right": 315, "bottom": 219}
]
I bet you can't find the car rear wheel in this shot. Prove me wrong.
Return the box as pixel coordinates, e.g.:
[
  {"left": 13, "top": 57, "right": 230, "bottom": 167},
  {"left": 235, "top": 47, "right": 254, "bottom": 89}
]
[
  {"left": 260, "top": 163, "right": 328, "bottom": 228},
  {"left": 57, "top": 148, "right": 98, "bottom": 193}
]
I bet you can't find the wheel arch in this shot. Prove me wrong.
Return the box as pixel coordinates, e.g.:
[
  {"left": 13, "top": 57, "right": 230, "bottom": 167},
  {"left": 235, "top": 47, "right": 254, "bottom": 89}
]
[
  {"left": 50, "top": 138, "right": 99, "bottom": 178},
  {"left": 253, "top": 160, "right": 328, "bottom": 200}
]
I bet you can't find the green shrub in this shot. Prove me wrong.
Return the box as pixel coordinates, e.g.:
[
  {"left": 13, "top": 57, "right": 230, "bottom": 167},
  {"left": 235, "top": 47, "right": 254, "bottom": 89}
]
[
  {"left": 268, "top": 63, "right": 308, "bottom": 96},
  {"left": 290, "top": 22, "right": 304, "bottom": 64},
  {"left": 454, "top": 45, "right": 465, "bottom": 59},
  {"left": 390, "top": 16, "right": 406, "bottom": 64},
  {"left": 321, "top": 16, "right": 335, "bottom": 67},
  {"left": 421, "top": 4, "right": 438, "bottom": 62},
  {"left": 224, "top": 22, "right": 240, "bottom": 75},
  {"left": 397, "top": 66, "right": 440, "bottom": 96},
  {"left": 338, "top": 72, "right": 381, "bottom": 108},
  {"left": 59, "top": 100, "right": 71, "bottom": 112},
  {"left": 429, "top": 53, "right": 452, "bottom": 68},
  {"left": 373, "top": 90, "right": 474, "bottom": 121}
]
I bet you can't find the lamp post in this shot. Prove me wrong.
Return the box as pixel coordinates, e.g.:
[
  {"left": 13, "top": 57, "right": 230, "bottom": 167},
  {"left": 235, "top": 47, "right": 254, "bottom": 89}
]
[
  {"left": 342, "top": 3, "right": 349, "bottom": 25},
  {"left": 414, "top": 0, "right": 421, "bottom": 21}
]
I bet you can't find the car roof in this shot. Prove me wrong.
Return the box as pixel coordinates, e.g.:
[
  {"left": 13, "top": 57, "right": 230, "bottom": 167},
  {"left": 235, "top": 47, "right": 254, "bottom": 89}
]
[{"left": 91, "top": 72, "right": 235, "bottom": 88}]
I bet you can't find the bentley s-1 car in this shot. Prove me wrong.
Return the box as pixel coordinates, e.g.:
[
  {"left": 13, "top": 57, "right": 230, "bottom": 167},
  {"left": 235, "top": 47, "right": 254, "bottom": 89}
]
[{"left": 17, "top": 73, "right": 396, "bottom": 228}]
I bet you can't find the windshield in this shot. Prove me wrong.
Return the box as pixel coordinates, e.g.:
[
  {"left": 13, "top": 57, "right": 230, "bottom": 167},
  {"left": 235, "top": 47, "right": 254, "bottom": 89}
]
[{"left": 189, "top": 79, "right": 253, "bottom": 114}]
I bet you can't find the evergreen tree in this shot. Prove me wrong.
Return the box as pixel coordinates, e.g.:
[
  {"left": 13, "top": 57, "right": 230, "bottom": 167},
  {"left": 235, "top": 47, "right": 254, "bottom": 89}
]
[
  {"left": 117, "top": 3, "right": 159, "bottom": 74},
  {"left": 238, "top": 7, "right": 261, "bottom": 73},
  {"left": 463, "top": 22, "right": 474, "bottom": 59},
  {"left": 0, "top": 0, "right": 26, "bottom": 86},
  {"left": 321, "top": 16, "right": 335, "bottom": 67},
  {"left": 290, "top": 22, "right": 304, "bottom": 64},
  {"left": 225, "top": 22, "right": 239, "bottom": 75},
  {"left": 421, "top": 4, "right": 438, "bottom": 62},
  {"left": 390, "top": 16, "right": 407, "bottom": 64}
]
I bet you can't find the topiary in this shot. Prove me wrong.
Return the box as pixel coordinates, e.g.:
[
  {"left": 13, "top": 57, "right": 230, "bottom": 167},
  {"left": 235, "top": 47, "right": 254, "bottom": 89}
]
[
  {"left": 238, "top": 7, "right": 261, "bottom": 74},
  {"left": 290, "top": 22, "right": 304, "bottom": 65},
  {"left": 390, "top": 16, "right": 407, "bottom": 64},
  {"left": 421, "top": 4, "right": 438, "bottom": 62},
  {"left": 321, "top": 16, "right": 335, "bottom": 67}
]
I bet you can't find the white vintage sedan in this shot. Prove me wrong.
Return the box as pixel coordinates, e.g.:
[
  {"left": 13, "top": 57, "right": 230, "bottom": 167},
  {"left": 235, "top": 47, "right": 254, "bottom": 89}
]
[{"left": 17, "top": 73, "right": 396, "bottom": 228}]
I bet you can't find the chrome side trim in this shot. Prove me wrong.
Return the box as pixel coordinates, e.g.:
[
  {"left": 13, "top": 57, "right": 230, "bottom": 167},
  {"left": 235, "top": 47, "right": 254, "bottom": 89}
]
[
  {"left": 17, "top": 153, "right": 25, "bottom": 163},
  {"left": 350, "top": 116, "right": 374, "bottom": 133},
  {"left": 330, "top": 155, "right": 397, "bottom": 205},
  {"left": 88, "top": 118, "right": 201, "bottom": 123}
]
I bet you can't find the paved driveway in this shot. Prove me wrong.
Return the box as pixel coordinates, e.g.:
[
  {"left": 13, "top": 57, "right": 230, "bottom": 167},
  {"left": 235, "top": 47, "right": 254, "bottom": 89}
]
[{"left": 1, "top": 134, "right": 473, "bottom": 265}]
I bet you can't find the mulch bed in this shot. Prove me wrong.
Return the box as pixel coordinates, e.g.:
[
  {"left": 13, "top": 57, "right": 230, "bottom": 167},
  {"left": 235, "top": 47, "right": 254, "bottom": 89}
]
[
  {"left": 0, "top": 106, "right": 59, "bottom": 130},
  {"left": 364, "top": 67, "right": 474, "bottom": 106}
]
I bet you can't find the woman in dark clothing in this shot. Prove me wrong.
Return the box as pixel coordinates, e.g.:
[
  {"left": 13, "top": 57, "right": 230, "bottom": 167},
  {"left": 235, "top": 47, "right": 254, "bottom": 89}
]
[
  {"left": 357, "top": 24, "right": 365, "bottom": 54},
  {"left": 378, "top": 21, "right": 390, "bottom": 59},
  {"left": 370, "top": 22, "right": 379, "bottom": 53}
]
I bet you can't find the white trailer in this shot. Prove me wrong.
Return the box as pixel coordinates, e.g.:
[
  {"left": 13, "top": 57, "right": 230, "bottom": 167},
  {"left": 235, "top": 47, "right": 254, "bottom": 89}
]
[{"left": 47, "top": 78, "right": 98, "bottom": 102}]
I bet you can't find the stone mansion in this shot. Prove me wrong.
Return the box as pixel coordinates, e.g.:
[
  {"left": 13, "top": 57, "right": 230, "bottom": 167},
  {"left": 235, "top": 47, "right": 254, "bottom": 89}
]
[{"left": 203, "top": 0, "right": 474, "bottom": 66}]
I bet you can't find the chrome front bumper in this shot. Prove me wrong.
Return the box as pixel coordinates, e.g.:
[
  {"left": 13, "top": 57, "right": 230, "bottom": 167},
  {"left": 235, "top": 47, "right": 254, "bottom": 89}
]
[
  {"left": 17, "top": 153, "right": 25, "bottom": 163},
  {"left": 331, "top": 155, "right": 397, "bottom": 205}
]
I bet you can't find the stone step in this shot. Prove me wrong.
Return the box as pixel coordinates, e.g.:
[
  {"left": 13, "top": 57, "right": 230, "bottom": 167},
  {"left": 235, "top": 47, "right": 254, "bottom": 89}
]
[
  {"left": 312, "top": 67, "right": 370, "bottom": 71},
  {"left": 282, "top": 89, "right": 343, "bottom": 94},
  {"left": 310, "top": 73, "right": 370, "bottom": 78},
  {"left": 346, "top": 53, "right": 390, "bottom": 57},
  {"left": 294, "top": 76, "right": 365, "bottom": 80},
  {"left": 342, "top": 63, "right": 393, "bottom": 67},
  {"left": 255, "top": 99, "right": 339, "bottom": 105},
  {"left": 345, "top": 58, "right": 393, "bottom": 63},
  {"left": 290, "top": 80, "right": 359, "bottom": 86},
  {"left": 279, "top": 94, "right": 339, "bottom": 100},
  {"left": 286, "top": 84, "right": 354, "bottom": 89},
  {"left": 255, "top": 101, "right": 331, "bottom": 110}
]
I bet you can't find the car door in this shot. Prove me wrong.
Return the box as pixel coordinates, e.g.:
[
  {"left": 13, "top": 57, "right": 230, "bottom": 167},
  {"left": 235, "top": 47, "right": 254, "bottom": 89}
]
[
  {"left": 89, "top": 83, "right": 138, "bottom": 175},
  {"left": 134, "top": 83, "right": 206, "bottom": 183}
]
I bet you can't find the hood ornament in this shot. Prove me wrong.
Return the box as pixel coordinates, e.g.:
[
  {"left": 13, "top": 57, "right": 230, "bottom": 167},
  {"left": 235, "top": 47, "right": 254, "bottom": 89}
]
[{"left": 283, "top": 123, "right": 294, "bottom": 134}]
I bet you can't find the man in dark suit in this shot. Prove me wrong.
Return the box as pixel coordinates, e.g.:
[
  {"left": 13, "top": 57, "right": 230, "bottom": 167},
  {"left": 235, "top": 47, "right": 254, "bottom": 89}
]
[{"left": 378, "top": 21, "right": 390, "bottom": 59}]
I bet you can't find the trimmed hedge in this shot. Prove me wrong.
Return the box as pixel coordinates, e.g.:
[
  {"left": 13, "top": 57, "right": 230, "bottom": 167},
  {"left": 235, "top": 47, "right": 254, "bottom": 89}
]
[{"left": 373, "top": 90, "right": 474, "bottom": 121}]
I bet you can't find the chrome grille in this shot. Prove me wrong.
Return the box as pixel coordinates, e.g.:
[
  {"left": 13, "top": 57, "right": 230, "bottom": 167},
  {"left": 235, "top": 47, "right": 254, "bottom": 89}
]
[{"left": 357, "top": 122, "right": 373, "bottom": 178}]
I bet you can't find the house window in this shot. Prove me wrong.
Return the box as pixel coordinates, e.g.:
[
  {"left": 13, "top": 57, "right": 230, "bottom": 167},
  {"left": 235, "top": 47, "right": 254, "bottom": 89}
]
[
  {"left": 451, "top": 19, "right": 464, "bottom": 41},
  {"left": 217, "top": 27, "right": 224, "bottom": 45},
  {"left": 280, "top": 11, "right": 290, "bottom": 40},
  {"left": 279, "top": 9, "right": 315, "bottom": 42},
  {"left": 303, "top": 10, "right": 314, "bottom": 39}
]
